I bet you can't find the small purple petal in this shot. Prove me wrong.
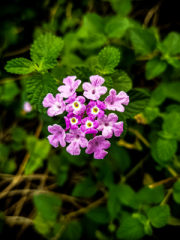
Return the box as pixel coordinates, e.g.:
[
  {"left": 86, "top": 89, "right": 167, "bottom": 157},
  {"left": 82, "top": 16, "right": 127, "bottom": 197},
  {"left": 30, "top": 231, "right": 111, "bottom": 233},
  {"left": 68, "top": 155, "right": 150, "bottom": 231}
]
[
  {"left": 90, "top": 75, "right": 105, "bottom": 86},
  {"left": 23, "top": 102, "right": 32, "bottom": 112},
  {"left": 47, "top": 124, "right": 66, "bottom": 147},
  {"left": 58, "top": 76, "right": 81, "bottom": 98}
]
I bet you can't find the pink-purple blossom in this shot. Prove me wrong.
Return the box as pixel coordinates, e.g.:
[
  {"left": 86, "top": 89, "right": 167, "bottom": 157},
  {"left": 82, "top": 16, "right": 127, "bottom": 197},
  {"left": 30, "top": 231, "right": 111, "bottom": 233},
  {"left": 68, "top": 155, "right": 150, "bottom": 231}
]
[
  {"left": 58, "top": 76, "right": 81, "bottom": 98},
  {"left": 64, "top": 112, "right": 81, "bottom": 130},
  {"left": 80, "top": 116, "right": 99, "bottom": 135},
  {"left": 85, "top": 136, "right": 111, "bottom": 159},
  {"left": 104, "top": 89, "right": 129, "bottom": 112},
  {"left": 66, "top": 128, "right": 88, "bottom": 155},
  {"left": 83, "top": 75, "right": 107, "bottom": 100},
  {"left": 97, "top": 113, "right": 123, "bottom": 138},
  {"left": 86, "top": 100, "right": 106, "bottom": 118},
  {"left": 66, "top": 93, "right": 86, "bottom": 115},
  {"left": 23, "top": 101, "right": 32, "bottom": 112},
  {"left": 43, "top": 93, "right": 66, "bottom": 117},
  {"left": 47, "top": 124, "right": 66, "bottom": 148}
]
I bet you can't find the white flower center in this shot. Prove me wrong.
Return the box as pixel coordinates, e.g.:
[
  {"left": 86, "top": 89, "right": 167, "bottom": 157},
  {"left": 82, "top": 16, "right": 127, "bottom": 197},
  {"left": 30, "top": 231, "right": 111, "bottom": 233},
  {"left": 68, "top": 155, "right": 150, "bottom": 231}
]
[
  {"left": 91, "top": 106, "right": 99, "bottom": 115},
  {"left": 72, "top": 101, "right": 81, "bottom": 111},
  {"left": 54, "top": 102, "right": 61, "bottom": 108},
  {"left": 85, "top": 120, "right": 93, "bottom": 128},
  {"left": 70, "top": 117, "right": 77, "bottom": 125}
]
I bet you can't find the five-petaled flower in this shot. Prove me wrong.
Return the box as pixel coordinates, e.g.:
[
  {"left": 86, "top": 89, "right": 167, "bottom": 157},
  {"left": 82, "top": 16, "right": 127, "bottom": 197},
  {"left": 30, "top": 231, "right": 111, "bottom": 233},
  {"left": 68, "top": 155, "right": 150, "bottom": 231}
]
[
  {"left": 80, "top": 116, "right": 99, "bottom": 135},
  {"left": 66, "top": 128, "right": 88, "bottom": 155},
  {"left": 66, "top": 93, "right": 86, "bottom": 115},
  {"left": 83, "top": 75, "right": 107, "bottom": 100},
  {"left": 58, "top": 76, "right": 81, "bottom": 98},
  {"left": 64, "top": 112, "right": 81, "bottom": 130},
  {"left": 47, "top": 124, "right": 66, "bottom": 148},
  {"left": 97, "top": 113, "right": 123, "bottom": 139},
  {"left": 43, "top": 93, "right": 66, "bottom": 117},
  {"left": 43, "top": 75, "right": 130, "bottom": 159},
  {"left": 104, "top": 89, "right": 129, "bottom": 112},
  {"left": 86, "top": 100, "right": 106, "bottom": 119},
  {"left": 86, "top": 136, "right": 111, "bottom": 159}
]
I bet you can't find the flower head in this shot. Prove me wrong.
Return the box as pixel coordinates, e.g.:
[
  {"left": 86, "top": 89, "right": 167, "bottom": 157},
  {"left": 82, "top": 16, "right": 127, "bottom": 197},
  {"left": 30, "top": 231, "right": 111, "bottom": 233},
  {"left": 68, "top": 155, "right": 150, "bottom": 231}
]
[
  {"left": 66, "top": 93, "right": 86, "bottom": 115},
  {"left": 47, "top": 124, "right": 66, "bottom": 148},
  {"left": 64, "top": 112, "right": 81, "bottom": 130},
  {"left": 66, "top": 128, "right": 88, "bottom": 155},
  {"left": 97, "top": 113, "right": 123, "bottom": 138},
  {"left": 80, "top": 116, "right": 99, "bottom": 135},
  {"left": 23, "top": 101, "right": 32, "bottom": 112},
  {"left": 43, "top": 93, "right": 66, "bottom": 117},
  {"left": 86, "top": 136, "right": 110, "bottom": 159},
  {"left": 104, "top": 89, "right": 129, "bottom": 112},
  {"left": 86, "top": 100, "right": 106, "bottom": 118},
  {"left": 83, "top": 75, "right": 107, "bottom": 100},
  {"left": 58, "top": 76, "right": 81, "bottom": 98}
]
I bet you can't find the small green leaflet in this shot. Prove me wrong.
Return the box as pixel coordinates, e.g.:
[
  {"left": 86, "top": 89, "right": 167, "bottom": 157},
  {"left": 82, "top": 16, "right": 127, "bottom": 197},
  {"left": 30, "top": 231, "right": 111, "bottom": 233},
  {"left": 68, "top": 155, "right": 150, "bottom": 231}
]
[
  {"left": 156, "top": 138, "right": 177, "bottom": 161},
  {"left": 173, "top": 180, "right": 180, "bottom": 204},
  {"left": 147, "top": 205, "right": 170, "bottom": 228},
  {"left": 72, "top": 178, "right": 97, "bottom": 197},
  {"left": 105, "top": 16, "right": 129, "bottom": 38},
  {"left": 27, "top": 73, "right": 58, "bottom": 113},
  {"left": 112, "top": 70, "right": 132, "bottom": 93},
  {"left": 98, "top": 46, "right": 120, "bottom": 75},
  {"left": 86, "top": 207, "right": 110, "bottom": 224},
  {"left": 111, "top": 0, "right": 132, "bottom": 16},
  {"left": 60, "top": 221, "right": 82, "bottom": 240},
  {"left": 30, "top": 33, "right": 64, "bottom": 70},
  {"left": 157, "top": 32, "right": 180, "bottom": 55},
  {"left": 33, "top": 193, "right": 61, "bottom": 222},
  {"left": 117, "top": 216, "right": 145, "bottom": 240},
  {"left": 162, "top": 82, "right": 180, "bottom": 103},
  {"left": 5, "top": 58, "right": 36, "bottom": 74},
  {"left": 145, "top": 57, "right": 167, "bottom": 80},
  {"left": 107, "top": 185, "right": 121, "bottom": 219},
  {"left": 83, "top": 13, "right": 104, "bottom": 34},
  {"left": 129, "top": 28, "right": 157, "bottom": 55}
]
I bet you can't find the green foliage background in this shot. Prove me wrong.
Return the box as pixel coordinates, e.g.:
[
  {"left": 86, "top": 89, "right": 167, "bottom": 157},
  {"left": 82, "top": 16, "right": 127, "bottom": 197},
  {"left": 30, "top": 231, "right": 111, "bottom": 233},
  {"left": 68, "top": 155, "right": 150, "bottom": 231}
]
[{"left": 0, "top": 0, "right": 180, "bottom": 239}]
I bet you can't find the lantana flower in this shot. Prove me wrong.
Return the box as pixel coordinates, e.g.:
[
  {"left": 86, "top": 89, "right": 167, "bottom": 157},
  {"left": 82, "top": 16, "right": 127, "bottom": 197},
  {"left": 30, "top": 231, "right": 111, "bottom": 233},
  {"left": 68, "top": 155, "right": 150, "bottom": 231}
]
[
  {"left": 86, "top": 100, "right": 106, "bottom": 118},
  {"left": 47, "top": 124, "right": 66, "bottom": 147},
  {"left": 80, "top": 117, "right": 99, "bottom": 135},
  {"left": 104, "top": 89, "right": 129, "bottom": 112},
  {"left": 64, "top": 112, "right": 81, "bottom": 130},
  {"left": 23, "top": 101, "right": 32, "bottom": 113},
  {"left": 66, "top": 93, "right": 86, "bottom": 115},
  {"left": 97, "top": 113, "right": 123, "bottom": 138},
  {"left": 66, "top": 128, "right": 88, "bottom": 155},
  {"left": 43, "top": 93, "right": 66, "bottom": 117},
  {"left": 85, "top": 136, "right": 110, "bottom": 159},
  {"left": 58, "top": 76, "right": 81, "bottom": 98},
  {"left": 83, "top": 75, "right": 107, "bottom": 100}
]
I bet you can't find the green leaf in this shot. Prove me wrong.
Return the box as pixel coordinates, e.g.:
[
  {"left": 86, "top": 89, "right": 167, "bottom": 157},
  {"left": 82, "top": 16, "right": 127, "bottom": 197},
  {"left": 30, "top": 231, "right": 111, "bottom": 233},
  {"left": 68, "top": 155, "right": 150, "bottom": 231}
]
[
  {"left": 173, "top": 180, "right": 180, "bottom": 204},
  {"left": 162, "top": 112, "right": 180, "bottom": 138},
  {"left": 82, "top": 33, "right": 107, "bottom": 50},
  {"left": 72, "top": 178, "right": 97, "bottom": 197},
  {"left": 5, "top": 58, "right": 36, "bottom": 74},
  {"left": 86, "top": 207, "right": 110, "bottom": 224},
  {"left": 143, "top": 106, "right": 159, "bottom": 123},
  {"left": 96, "top": 160, "right": 114, "bottom": 186},
  {"left": 162, "top": 82, "right": 180, "bottom": 103},
  {"left": 30, "top": 33, "right": 64, "bottom": 70},
  {"left": 25, "top": 155, "right": 43, "bottom": 175},
  {"left": 105, "top": 16, "right": 129, "bottom": 38},
  {"left": 0, "top": 144, "right": 9, "bottom": 162},
  {"left": 98, "top": 46, "right": 120, "bottom": 74},
  {"left": 111, "top": 0, "right": 132, "bottom": 16},
  {"left": 147, "top": 205, "right": 170, "bottom": 228},
  {"left": 118, "top": 184, "right": 135, "bottom": 207},
  {"left": 117, "top": 216, "right": 145, "bottom": 240},
  {"left": 107, "top": 185, "right": 121, "bottom": 219},
  {"left": 129, "top": 28, "right": 156, "bottom": 55},
  {"left": 144, "top": 220, "right": 153, "bottom": 236},
  {"left": 157, "top": 138, "right": 177, "bottom": 161},
  {"left": 12, "top": 127, "right": 26, "bottom": 143},
  {"left": 121, "top": 89, "right": 150, "bottom": 119},
  {"left": 166, "top": 57, "right": 180, "bottom": 68},
  {"left": 145, "top": 57, "right": 167, "bottom": 80},
  {"left": 1, "top": 159, "right": 16, "bottom": 174},
  {"left": 33, "top": 213, "right": 51, "bottom": 237},
  {"left": 157, "top": 32, "right": 180, "bottom": 55},
  {"left": 61, "top": 221, "right": 82, "bottom": 240},
  {"left": 149, "top": 85, "right": 165, "bottom": 106},
  {"left": 33, "top": 193, "right": 61, "bottom": 222},
  {"left": 136, "top": 185, "right": 164, "bottom": 204},
  {"left": 27, "top": 73, "right": 57, "bottom": 113},
  {"left": 83, "top": 13, "right": 104, "bottom": 34},
  {"left": 151, "top": 142, "right": 169, "bottom": 165},
  {"left": 0, "top": 82, "right": 20, "bottom": 102},
  {"left": 112, "top": 70, "right": 132, "bottom": 93}
]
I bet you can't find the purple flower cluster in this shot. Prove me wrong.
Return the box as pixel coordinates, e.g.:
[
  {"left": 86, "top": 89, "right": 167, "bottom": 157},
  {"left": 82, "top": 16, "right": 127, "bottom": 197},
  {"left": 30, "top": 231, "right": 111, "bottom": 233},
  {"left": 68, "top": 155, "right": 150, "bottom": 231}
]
[{"left": 43, "top": 75, "right": 129, "bottom": 159}]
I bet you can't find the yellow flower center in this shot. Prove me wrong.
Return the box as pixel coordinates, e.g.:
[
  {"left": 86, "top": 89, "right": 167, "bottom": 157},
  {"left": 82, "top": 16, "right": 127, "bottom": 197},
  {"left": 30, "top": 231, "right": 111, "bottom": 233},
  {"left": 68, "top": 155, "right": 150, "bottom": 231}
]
[
  {"left": 93, "top": 107, "right": 98, "bottom": 113},
  {"left": 74, "top": 102, "right": 79, "bottom": 108},
  {"left": 87, "top": 122, "right": 92, "bottom": 127},
  {"left": 71, "top": 118, "right": 76, "bottom": 123}
]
